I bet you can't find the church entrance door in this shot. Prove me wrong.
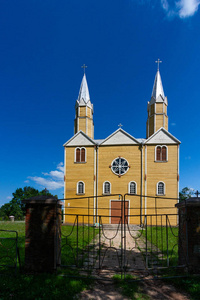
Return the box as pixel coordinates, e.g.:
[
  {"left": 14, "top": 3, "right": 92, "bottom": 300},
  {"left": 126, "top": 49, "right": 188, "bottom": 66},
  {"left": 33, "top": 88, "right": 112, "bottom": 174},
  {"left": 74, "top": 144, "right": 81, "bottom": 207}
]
[{"left": 111, "top": 200, "right": 129, "bottom": 224}]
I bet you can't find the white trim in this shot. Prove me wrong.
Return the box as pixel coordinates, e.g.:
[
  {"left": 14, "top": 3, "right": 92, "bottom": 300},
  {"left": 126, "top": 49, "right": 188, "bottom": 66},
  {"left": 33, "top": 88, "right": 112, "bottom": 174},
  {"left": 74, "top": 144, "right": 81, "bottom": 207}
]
[
  {"left": 128, "top": 181, "right": 137, "bottom": 194},
  {"left": 64, "top": 130, "right": 95, "bottom": 147},
  {"left": 144, "top": 145, "right": 147, "bottom": 216},
  {"left": 144, "top": 127, "right": 181, "bottom": 144},
  {"left": 77, "top": 181, "right": 85, "bottom": 195},
  {"left": 100, "top": 128, "right": 140, "bottom": 145},
  {"left": 93, "top": 146, "right": 96, "bottom": 224},
  {"left": 155, "top": 145, "right": 168, "bottom": 162},
  {"left": 103, "top": 181, "right": 111, "bottom": 194},
  {"left": 157, "top": 181, "right": 165, "bottom": 195},
  {"left": 178, "top": 144, "right": 180, "bottom": 201},
  {"left": 109, "top": 199, "right": 130, "bottom": 224},
  {"left": 64, "top": 147, "right": 66, "bottom": 222}
]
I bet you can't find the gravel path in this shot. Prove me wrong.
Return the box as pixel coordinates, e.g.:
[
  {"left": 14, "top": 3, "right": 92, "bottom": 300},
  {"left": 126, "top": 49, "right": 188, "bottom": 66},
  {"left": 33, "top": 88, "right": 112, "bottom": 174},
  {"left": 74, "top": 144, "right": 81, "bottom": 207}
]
[{"left": 79, "top": 225, "right": 191, "bottom": 299}]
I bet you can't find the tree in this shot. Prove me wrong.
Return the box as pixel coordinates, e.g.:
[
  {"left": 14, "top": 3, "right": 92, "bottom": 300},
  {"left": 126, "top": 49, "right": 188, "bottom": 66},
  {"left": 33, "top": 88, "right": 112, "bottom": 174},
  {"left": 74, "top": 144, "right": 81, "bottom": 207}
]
[
  {"left": 0, "top": 186, "right": 58, "bottom": 220},
  {"left": 179, "top": 187, "right": 194, "bottom": 201}
]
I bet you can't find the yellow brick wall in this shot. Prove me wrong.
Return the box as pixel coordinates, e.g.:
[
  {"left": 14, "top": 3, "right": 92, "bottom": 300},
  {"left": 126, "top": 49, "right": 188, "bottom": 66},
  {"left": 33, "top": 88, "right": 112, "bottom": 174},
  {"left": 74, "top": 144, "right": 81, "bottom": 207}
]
[
  {"left": 97, "top": 145, "right": 142, "bottom": 224},
  {"left": 155, "top": 115, "right": 164, "bottom": 131},
  {"left": 164, "top": 116, "right": 168, "bottom": 131},
  {"left": 79, "top": 106, "right": 86, "bottom": 117},
  {"left": 64, "top": 146, "right": 95, "bottom": 223},
  {"left": 156, "top": 103, "right": 163, "bottom": 114},
  {"left": 145, "top": 144, "right": 178, "bottom": 224},
  {"left": 149, "top": 115, "right": 154, "bottom": 136},
  {"left": 79, "top": 118, "right": 86, "bottom": 133}
]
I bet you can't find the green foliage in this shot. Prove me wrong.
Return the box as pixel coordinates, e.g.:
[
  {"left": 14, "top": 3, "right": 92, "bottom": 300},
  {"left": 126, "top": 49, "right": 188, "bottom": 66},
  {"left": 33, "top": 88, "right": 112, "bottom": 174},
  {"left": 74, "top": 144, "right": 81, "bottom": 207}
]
[
  {"left": 179, "top": 187, "right": 194, "bottom": 201},
  {"left": 0, "top": 186, "right": 58, "bottom": 220}
]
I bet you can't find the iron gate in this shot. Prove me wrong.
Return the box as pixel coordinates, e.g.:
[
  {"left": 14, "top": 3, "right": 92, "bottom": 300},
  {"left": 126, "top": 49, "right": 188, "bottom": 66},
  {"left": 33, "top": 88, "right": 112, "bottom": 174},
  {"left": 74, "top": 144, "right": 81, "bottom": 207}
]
[{"left": 58, "top": 194, "right": 188, "bottom": 280}]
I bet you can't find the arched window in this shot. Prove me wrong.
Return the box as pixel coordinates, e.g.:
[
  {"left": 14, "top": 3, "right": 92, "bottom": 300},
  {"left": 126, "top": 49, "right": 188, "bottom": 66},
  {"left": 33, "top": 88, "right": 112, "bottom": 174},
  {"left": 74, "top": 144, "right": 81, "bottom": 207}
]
[
  {"left": 103, "top": 181, "right": 111, "bottom": 194},
  {"left": 81, "top": 148, "right": 86, "bottom": 162},
  {"left": 75, "top": 148, "right": 80, "bottom": 162},
  {"left": 162, "top": 146, "right": 167, "bottom": 161},
  {"left": 129, "top": 181, "right": 137, "bottom": 194},
  {"left": 75, "top": 147, "right": 86, "bottom": 162},
  {"left": 157, "top": 182, "right": 165, "bottom": 195},
  {"left": 155, "top": 146, "right": 167, "bottom": 162},
  {"left": 77, "top": 181, "right": 85, "bottom": 194}
]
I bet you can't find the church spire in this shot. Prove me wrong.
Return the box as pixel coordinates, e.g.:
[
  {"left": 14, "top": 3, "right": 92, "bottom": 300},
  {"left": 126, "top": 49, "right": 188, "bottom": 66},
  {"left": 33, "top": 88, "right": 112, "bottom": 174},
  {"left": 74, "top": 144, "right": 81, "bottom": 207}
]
[
  {"left": 146, "top": 60, "right": 168, "bottom": 138},
  {"left": 74, "top": 69, "right": 94, "bottom": 139},
  {"left": 151, "top": 69, "right": 165, "bottom": 100},
  {"left": 77, "top": 73, "right": 92, "bottom": 108}
]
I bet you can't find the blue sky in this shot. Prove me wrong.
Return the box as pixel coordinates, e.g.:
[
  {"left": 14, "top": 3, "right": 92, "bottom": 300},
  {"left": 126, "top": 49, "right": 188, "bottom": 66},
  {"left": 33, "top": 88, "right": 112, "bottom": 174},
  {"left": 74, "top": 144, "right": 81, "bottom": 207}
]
[{"left": 0, "top": 0, "right": 200, "bottom": 206}]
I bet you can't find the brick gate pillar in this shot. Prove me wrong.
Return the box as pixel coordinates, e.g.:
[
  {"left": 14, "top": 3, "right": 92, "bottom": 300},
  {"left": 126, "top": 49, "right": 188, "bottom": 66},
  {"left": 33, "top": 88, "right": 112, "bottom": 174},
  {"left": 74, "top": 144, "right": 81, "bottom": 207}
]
[
  {"left": 22, "top": 196, "right": 63, "bottom": 273},
  {"left": 176, "top": 197, "right": 200, "bottom": 272}
]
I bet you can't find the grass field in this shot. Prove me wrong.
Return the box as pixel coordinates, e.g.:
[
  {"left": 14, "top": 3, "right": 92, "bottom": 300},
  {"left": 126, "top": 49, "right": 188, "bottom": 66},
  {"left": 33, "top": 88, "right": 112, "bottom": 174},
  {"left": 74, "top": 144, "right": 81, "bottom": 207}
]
[
  {"left": 0, "top": 221, "right": 96, "bottom": 299},
  {"left": 1, "top": 222, "right": 200, "bottom": 300},
  {"left": 143, "top": 225, "right": 179, "bottom": 267}
]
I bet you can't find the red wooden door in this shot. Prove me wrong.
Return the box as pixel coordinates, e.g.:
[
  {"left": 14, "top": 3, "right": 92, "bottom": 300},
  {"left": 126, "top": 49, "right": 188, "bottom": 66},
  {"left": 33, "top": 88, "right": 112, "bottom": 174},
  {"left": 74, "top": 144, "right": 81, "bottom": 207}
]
[{"left": 111, "top": 201, "right": 128, "bottom": 224}]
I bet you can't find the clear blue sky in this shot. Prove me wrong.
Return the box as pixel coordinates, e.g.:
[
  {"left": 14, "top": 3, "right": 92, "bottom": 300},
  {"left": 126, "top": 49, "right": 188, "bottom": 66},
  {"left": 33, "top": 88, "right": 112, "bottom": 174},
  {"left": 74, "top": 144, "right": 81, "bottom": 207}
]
[{"left": 0, "top": 0, "right": 200, "bottom": 206}]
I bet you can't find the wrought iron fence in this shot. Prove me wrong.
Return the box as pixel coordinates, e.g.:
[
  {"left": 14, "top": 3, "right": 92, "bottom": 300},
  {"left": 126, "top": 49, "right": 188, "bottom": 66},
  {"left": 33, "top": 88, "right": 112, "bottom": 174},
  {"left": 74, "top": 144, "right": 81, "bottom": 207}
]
[
  {"left": 58, "top": 193, "right": 188, "bottom": 280},
  {"left": 0, "top": 229, "right": 20, "bottom": 275}
]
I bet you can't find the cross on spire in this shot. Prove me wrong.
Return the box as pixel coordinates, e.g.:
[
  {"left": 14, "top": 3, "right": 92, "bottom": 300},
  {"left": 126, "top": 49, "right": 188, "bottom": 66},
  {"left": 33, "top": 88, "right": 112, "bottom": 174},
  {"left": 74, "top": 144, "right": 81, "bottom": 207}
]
[
  {"left": 118, "top": 123, "right": 123, "bottom": 128},
  {"left": 81, "top": 64, "right": 87, "bottom": 74},
  {"left": 155, "top": 59, "right": 162, "bottom": 71}
]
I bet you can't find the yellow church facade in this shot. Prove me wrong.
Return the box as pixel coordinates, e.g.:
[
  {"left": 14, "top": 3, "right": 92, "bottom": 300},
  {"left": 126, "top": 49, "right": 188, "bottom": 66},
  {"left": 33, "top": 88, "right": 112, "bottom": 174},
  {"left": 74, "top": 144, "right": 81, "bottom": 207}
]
[{"left": 63, "top": 66, "right": 180, "bottom": 226}]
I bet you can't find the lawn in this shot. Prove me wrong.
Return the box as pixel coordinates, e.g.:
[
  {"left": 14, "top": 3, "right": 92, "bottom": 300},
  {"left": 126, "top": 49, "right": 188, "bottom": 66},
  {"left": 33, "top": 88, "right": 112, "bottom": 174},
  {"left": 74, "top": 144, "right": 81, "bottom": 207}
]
[
  {"left": 141, "top": 225, "right": 179, "bottom": 268},
  {"left": 0, "top": 221, "right": 97, "bottom": 299}
]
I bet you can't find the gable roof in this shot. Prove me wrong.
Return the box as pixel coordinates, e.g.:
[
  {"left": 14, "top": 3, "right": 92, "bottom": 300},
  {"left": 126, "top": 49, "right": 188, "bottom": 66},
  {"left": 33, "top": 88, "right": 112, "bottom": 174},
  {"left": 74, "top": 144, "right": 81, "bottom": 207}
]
[
  {"left": 144, "top": 127, "right": 181, "bottom": 145},
  {"left": 63, "top": 130, "right": 96, "bottom": 147},
  {"left": 100, "top": 128, "right": 140, "bottom": 146}
]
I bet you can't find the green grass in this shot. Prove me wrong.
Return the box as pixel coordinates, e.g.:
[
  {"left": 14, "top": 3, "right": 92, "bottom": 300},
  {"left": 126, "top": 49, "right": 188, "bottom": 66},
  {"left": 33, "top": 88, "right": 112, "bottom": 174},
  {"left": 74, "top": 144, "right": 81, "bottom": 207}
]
[
  {"left": 142, "top": 226, "right": 179, "bottom": 267},
  {"left": 0, "top": 221, "right": 97, "bottom": 299},
  {"left": 166, "top": 276, "right": 200, "bottom": 300},
  {"left": 113, "top": 275, "right": 150, "bottom": 300}
]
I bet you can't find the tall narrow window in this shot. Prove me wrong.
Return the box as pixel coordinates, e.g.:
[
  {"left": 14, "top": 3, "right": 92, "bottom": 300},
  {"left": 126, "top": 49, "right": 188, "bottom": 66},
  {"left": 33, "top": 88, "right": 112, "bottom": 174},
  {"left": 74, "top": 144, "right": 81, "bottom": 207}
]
[
  {"left": 162, "top": 146, "right": 167, "bottom": 161},
  {"left": 103, "top": 181, "right": 111, "bottom": 194},
  {"left": 77, "top": 181, "right": 85, "bottom": 194},
  {"left": 157, "top": 182, "right": 165, "bottom": 195},
  {"left": 155, "top": 146, "right": 167, "bottom": 161},
  {"left": 76, "top": 148, "right": 80, "bottom": 162},
  {"left": 156, "top": 146, "right": 161, "bottom": 161},
  {"left": 81, "top": 148, "right": 86, "bottom": 162},
  {"left": 129, "top": 181, "right": 137, "bottom": 194}
]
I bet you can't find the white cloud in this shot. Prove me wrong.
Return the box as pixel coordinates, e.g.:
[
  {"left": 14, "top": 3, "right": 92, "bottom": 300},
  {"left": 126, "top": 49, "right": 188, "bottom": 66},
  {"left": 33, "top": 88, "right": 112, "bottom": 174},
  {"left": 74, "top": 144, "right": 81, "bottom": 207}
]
[
  {"left": 176, "top": 0, "right": 200, "bottom": 18},
  {"left": 185, "top": 156, "right": 191, "bottom": 160},
  {"left": 28, "top": 162, "right": 64, "bottom": 191},
  {"left": 171, "top": 122, "right": 176, "bottom": 126},
  {"left": 6, "top": 196, "right": 12, "bottom": 200},
  {"left": 160, "top": 0, "right": 200, "bottom": 18}
]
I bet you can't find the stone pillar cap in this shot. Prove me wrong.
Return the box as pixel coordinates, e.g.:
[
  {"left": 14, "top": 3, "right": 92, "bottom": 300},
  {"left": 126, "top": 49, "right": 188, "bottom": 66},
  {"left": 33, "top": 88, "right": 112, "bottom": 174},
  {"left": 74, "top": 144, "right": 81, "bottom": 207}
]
[
  {"left": 22, "top": 195, "right": 63, "bottom": 205},
  {"left": 176, "top": 197, "right": 200, "bottom": 208}
]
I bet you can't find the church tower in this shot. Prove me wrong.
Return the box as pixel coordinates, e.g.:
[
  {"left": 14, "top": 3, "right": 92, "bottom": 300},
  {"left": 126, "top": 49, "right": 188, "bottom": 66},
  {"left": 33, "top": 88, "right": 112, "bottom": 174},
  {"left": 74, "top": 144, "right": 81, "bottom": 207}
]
[
  {"left": 146, "top": 61, "right": 168, "bottom": 138},
  {"left": 74, "top": 72, "right": 94, "bottom": 139}
]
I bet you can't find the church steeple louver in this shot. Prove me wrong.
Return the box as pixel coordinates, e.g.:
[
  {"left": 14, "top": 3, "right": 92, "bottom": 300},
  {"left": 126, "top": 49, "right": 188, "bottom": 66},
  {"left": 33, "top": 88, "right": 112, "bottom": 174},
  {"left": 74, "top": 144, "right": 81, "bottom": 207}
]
[
  {"left": 146, "top": 60, "right": 168, "bottom": 138},
  {"left": 74, "top": 71, "right": 94, "bottom": 139}
]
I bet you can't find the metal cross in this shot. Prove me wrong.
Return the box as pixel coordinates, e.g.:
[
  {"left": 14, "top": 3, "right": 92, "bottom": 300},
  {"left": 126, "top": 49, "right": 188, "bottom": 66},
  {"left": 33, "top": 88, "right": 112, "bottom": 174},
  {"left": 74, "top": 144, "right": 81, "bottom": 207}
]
[
  {"left": 118, "top": 123, "right": 123, "bottom": 128},
  {"left": 81, "top": 64, "right": 87, "bottom": 74},
  {"left": 195, "top": 190, "right": 200, "bottom": 198},
  {"left": 155, "top": 59, "right": 162, "bottom": 71}
]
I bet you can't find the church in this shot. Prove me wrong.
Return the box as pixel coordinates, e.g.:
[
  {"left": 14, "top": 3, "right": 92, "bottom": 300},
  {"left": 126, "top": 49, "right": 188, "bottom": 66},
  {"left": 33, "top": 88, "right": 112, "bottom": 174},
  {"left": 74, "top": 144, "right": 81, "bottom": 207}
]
[{"left": 63, "top": 63, "right": 180, "bottom": 226}]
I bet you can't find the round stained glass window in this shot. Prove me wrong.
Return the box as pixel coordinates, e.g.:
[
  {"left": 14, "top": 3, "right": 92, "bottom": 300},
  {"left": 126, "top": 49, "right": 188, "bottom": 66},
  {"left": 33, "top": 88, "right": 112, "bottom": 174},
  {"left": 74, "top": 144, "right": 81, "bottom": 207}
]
[{"left": 111, "top": 157, "right": 129, "bottom": 176}]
